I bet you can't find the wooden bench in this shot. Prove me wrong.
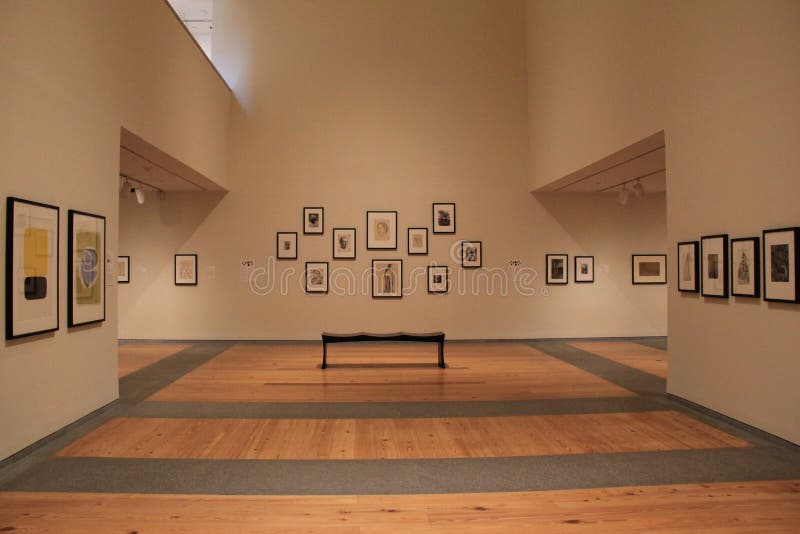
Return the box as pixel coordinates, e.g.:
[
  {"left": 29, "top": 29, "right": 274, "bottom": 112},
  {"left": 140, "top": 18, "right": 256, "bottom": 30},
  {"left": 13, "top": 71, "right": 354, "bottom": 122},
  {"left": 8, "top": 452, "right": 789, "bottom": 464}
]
[{"left": 321, "top": 332, "right": 446, "bottom": 369}]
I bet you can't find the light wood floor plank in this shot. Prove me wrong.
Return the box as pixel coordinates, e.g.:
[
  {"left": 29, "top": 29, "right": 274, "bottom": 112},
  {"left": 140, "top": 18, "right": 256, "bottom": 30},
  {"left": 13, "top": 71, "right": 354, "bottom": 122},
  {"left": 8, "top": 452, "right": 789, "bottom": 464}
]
[
  {"left": 568, "top": 341, "right": 668, "bottom": 378},
  {"left": 118, "top": 344, "right": 191, "bottom": 378}
]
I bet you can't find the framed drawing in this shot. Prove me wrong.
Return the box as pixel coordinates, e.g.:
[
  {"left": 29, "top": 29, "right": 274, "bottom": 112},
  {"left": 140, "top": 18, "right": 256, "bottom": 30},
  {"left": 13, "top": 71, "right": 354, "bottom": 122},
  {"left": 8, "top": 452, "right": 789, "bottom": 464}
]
[
  {"left": 67, "top": 210, "right": 106, "bottom": 327},
  {"left": 546, "top": 254, "right": 568, "bottom": 285},
  {"left": 461, "top": 241, "right": 482, "bottom": 268},
  {"left": 117, "top": 256, "right": 130, "bottom": 284},
  {"left": 574, "top": 256, "right": 594, "bottom": 283},
  {"left": 730, "top": 237, "right": 760, "bottom": 298},
  {"left": 428, "top": 265, "right": 449, "bottom": 294},
  {"left": 407, "top": 228, "right": 428, "bottom": 255},
  {"left": 5, "top": 197, "right": 60, "bottom": 339},
  {"left": 303, "top": 207, "right": 324, "bottom": 235},
  {"left": 174, "top": 254, "right": 198, "bottom": 285},
  {"left": 333, "top": 228, "right": 356, "bottom": 259},
  {"left": 762, "top": 227, "right": 800, "bottom": 303},
  {"left": 305, "top": 262, "right": 328, "bottom": 293},
  {"left": 432, "top": 203, "right": 456, "bottom": 234},
  {"left": 372, "top": 259, "right": 402, "bottom": 298},
  {"left": 632, "top": 254, "right": 667, "bottom": 285},
  {"left": 366, "top": 211, "right": 397, "bottom": 250},
  {"left": 700, "top": 234, "right": 728, "bottom": 297},
  {"left": 276, "top": 232, "right": 298, "bottom": 260},
  {"left": 677, "top": 241, "right": 699, "bottom": 292}
]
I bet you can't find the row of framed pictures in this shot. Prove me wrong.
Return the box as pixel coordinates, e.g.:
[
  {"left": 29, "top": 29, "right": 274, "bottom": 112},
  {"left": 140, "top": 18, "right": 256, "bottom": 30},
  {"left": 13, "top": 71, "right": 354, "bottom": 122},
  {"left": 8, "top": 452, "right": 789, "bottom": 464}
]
[
  {"left": 116, "top": 254, "right": 199, "bottom": 286},
  {"left": 301, "top": 204, "right": 457, "bottom": 239},
  {"left": 305, "top": 260, "right": 449, "bottom": 297},
  {"left": 545, "top": 254, "right": 669, "bottom": 285}
]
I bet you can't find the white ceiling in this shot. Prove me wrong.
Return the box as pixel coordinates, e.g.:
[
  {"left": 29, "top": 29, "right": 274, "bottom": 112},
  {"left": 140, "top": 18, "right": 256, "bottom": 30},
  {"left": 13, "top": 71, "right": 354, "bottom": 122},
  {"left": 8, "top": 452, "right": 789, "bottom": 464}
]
[{"left": 167, "top": 0, "right": 213, "bottom": 58}]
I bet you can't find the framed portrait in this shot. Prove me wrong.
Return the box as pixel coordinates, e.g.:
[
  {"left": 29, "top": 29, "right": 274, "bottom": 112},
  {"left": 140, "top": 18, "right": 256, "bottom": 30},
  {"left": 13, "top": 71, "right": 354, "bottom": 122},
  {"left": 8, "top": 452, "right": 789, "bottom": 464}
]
[
  {"left": 305, "top": 262, "right": 329, "bottom": 293},
  {"left": 408, "top": 227, "right": 428, "bottom": 255},
  {"left": 67, "top": 209, "right": 106, "bottom": 327},
  {"left": 276, "top": 232, "right": 298, "bottom": 260},
  {"left": 730, "top": 237, "right": 760, "bottom": 298},
  {"left": 332, "top": 228, "right": 356, "bottom": 259},
  {"left": 432, "top": 203, "right": 456, "bottom": 234},
  {"left": 174, "top": 254, "right": 198, "bottom": 286},
  {"left": 632, "top": 254, "right": 667, "bottom": 285},
  {"left": 5, "top": 197, "right": 60, "bottom": 339},
  {"left": 461, "top": 241, "right": 482, "bottom": 268},
  {"left": 574, "top": 256, "right": 594, "bottom": 283},
  {"left": 428, "top": 265, "right": 449, "bottom": 294},
  {"left": 677, "top": 241, "right": 699, "bottom": 292},
  {"left": 303, "top": 207, "right": 324, "bottom": 235},
  {"left": 372, "top": 259, "right": 402, "bottom": 298},
  {"left": 700, "top": 234, "right": 728, "bottom": 297},
  {"left": 546, "top": 254, "right": 568, "bottom": 285},
  {"left": 117, "top": 256, "right": 130, "bottom": 284},
  {"left": 762, "top": 227, "right": 800, "bottom": 303},
  {"left": 366, "top": 211, "right": 397, "bottom": 250}
]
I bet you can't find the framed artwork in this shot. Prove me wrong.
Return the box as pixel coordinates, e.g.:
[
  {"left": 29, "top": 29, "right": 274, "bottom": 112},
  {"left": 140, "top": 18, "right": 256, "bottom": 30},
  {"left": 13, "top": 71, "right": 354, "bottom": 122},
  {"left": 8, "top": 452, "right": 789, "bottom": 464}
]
[
  {"left": 174, "top": 254, "right": 198, "bottom": 285},
  {"left": 762, "top": 227, "right": 800, "bottom": 303},
  {"left": 372, "top": 259, "right": 402, "bottom": 298},
  {"left": 677, "top": 241, "right": 699, "bottom": 292},
  {"left": 332, "top": 228, "right": 356, "bottom": 259},
  {"left": 428, "top": 265, "right": 449, "bottom": 294},
  {"left": 117, "top": 256, "right": 130, "bottom": 284},
  {"left": 5, "top": 197, "right": 60, "bottom": 339},
  {"left": 461, "top": 241, "right": 482, "bottom": 268},
  {"left": 276, "top": 232, "right": 298, "bottom": 260},
  {"left": 305, "top": 262, "right": 329, "bottom": 293},
  {"left": 366, "top": 211, "right": 397, "bottom": 250},
  {"left": 546, "top": 254, "right": 568, "bottom": 285},
  {"left": 67, "top": 210, "right": 106, "bottom": 327},
  {"left": 407, "top": 228, "right": 428, "bottom": 255},
  {"left": 432, "top": 203, "right": 456, "bottom": 234},
  {"left": 700, "top": 234, "right": 728, "bottom": 297},
  {"left": 574, "top": 256, "right": 594, "bottom": 283},
  {"left": 303, "top": 207, "right": 324, "bottom": 235},
  {"left": 632, "top": 254, "right": 667, "bottom": 285},
  {"left": 731, "top": 237, "right": 760, "bottom": 298}
]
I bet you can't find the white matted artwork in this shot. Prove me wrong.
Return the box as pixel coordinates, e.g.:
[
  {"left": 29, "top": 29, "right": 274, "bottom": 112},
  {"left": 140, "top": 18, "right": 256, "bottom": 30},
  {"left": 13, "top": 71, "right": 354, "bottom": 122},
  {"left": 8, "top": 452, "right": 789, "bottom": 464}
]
[
  {"left": 305, "top": 262, "right": 329, "bottom": 293},
  {"left": 366, "top": 211, "right": 397, "bottom": 250},
  {"left": 332, "top": 228, "right": 356, "bottom": 259},
  {"left": 68, "top": 209, "right": 106, "bottom": 327},
  {"left": 117, "top": 256, "right": 130, "bottom": 284},
  {"left": 428, "top": 265, "right": 449, "bottom": 294},
  {"left": 432, "top": 203, "right": 456, "bottom": 234},
  {"left": 677, "top": 241, "right": 699, "bottom": 292},
  {"left": 574, "top": 256, "right": 594, "bottom": 283},
  {"left": 546, "top": 254, "right": 568, "bottom": 285},
  {"left": 407, "top": 227, "right": 428, "bottom": 255},
  {"left": 174, "top": 254, "right": 198, "bottom": 285},
  {"left": 730, "top": 237, "right": 760, "bottom": 298},
  {"left": 632, "top": 254, "right": 667, "bottom": 285},
  {"left": 303, "top": 207, "right": 324, "bottom": 235},
  {"left": 372, "top": 259, "right": 402, "bottom": 298},
  {"left": 461, "top": 241, "right": 482, "bottom": 268},
  {"left": 276, "top": 232, "right": 297, "bottom": 260},
  {"left": 762, "top": 227, "right": 800, "bottom": 303},
  {"left": 701, "top": 234, "right": 728, "bottom": 297}
]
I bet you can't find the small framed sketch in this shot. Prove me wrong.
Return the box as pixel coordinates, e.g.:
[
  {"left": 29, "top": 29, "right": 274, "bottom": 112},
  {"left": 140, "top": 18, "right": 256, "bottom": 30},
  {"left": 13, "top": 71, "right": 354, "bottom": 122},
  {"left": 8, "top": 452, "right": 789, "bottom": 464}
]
[
  {"left": 117, "top": 256, "right": 130, "bottom": 284},
  {"left": 546, "top": 254, "right": 568, "bottom": 285},
  {"left": 632, "top": 254, "right": 667, "bottom": 285},
  {"left": 68, "top": 209, "right": 106, "bottom": 327},
  {"left": 701, "top": 234, "right": 728, "bottom": 297},
  {"left": 677, "top": 241, "right": 699, "bottom": 292},
  {"left": 407, "top": 227, "right": 428, "bottom": 255},
  {"left": 428, "top": 265, "right": 449, "bottom": 294},
  {"left": 333, "top": 228, "right": 356, "bottom": 259},
  {"left": 432, "top": 203, "right": 456, "bottom": 234},
  {"left": 174, "top": 254, "right": 198, "bottom": 285},
  {"left": 730, "top": 237, "right": 760, "bottom": 298},
  {"left": 276, "top": 232, "right": 298, "bottom": 260},
  {"left": 305, "top": 262, "right": 329, "bottom": 293},
  {"left": 574, "top": 256, "right": 594, "bottom": 283},
  {"left": 366, "top": 211, "right": 397, "bottom": 250},
  {"left": 372, "top": 259, "right": 402, "bottom": 298},
  {"left": 762, "top": 227, "right": 800, "bottom": 303},
  {"left": 303, "top": 207, "right": 324, "bottom": 234},
  {"left": 461, "top": 241, "right": 482, "bottom": 268}
]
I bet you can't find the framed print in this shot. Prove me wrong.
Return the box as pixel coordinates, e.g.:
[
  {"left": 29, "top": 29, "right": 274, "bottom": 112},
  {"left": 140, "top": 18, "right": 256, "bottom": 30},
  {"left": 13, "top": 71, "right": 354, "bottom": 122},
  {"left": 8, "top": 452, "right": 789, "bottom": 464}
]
[
  {"left": 408, "top": 227, "right": 428, "bottom": 255},
  {"left": 276, "top": 232, "right": 298, "bottom": 260},
  {"left": 574, "top": 256, "right": 594, "bottom": 283},
  {"left": 67, "top": 209, "right": 106, "bottom": 327},
  {"left": 461, "top": 241, "right": 482, "bottom": 268},
  {"left": 677, "top": 241, "right": 699, "bottom": 292},
  {"left": 700, "top": 234, "right": 728, "bottom": 297},
  {"left": 366, "top": 211, "right": 397, "bottom": 250},
  {"left": 372, "top": 259, "right": 402, "bottom": 298},
  {"left": 117, "top": 256, "right": 130, "bottom": 284},
  {"left": 333, "top": 228, "right": 356, "bottom": 259},
  {"left": 5, "top": 197, "right": 60, "bottom": 339},
  {"left": 731, "top": 237, "right": 760, "bottom": 298},
  {"left": 428, "top": 265, "right": 449, "bottom": 294},
  {"left": 303, "top": 207, "right": 324, "bottom": 235},
  {"left": 432, "top": 203, "right": 456, "bottom": 234},
  {"left": 632, "top": 254, "right": 667, "bottom": 285},
  {"left": 305, "top": 262, "right": 329, "bottom": 293},
  {"left": 546, "top": 254, "right": 568, "bottom": 285},
  {"left": 762, "top": 227, "right": 800, "bottom": 303},
  {"left": 174, "top": 254, "right": 198, "bottom": 285}
]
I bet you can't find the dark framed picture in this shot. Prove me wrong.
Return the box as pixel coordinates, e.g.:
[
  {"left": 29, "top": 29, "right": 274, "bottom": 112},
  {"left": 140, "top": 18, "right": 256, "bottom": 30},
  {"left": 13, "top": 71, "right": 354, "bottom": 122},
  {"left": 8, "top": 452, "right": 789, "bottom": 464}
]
[
  {"left": 432, "top": 203, "right": 456, "bottom": 234},
  {"left": 762, "top": 227, "right": 800, "bottom": 303},
  {"left": 333, "top": 228, "right": 356, "bottom": 259},
  {"left": 366, "top": 211, "right": 397, "bottom": 250},
  {"left": 546, "top": 254, "right": 568, "bottom": 285},
  {"left": 677, "top": 241, "right": 699, "bottom": 292},
  {"left": 731, "top": 237, "right": 760, "bottom": 298},
  {"left": 67, "top": 209, "right": 106, "bottom": 327},
  {"left": 303, "top": 207, "right": 324, "bottom": 235},
  {"left": 461, "top": 241, "right": 482, "bottom": 268},
  {"left": 174, "top": 254, "right": 198, "bottom": 285},
  {"left": 305, "top": 262, "right": 329, "bottom": 293},
  {"left": 632, "top": 254, "right": 667, "bottom": 285},
  {"left": 407, "top": 227, "right": 428, "bottom": 255},
  {"left": 428, "top": 265, "right": 449, "bottom": 294},
  {"left": 276, "top": 232, "right": 297, "bottom": 260},
  {"left": 701, "top": 234, "right": 728, "bottom": 297},
  {"left": 117, "top": 256, "right": 130, "bottom": 284},
  {"left": 5, "top": 197, "right": 60, "bottom": 339},
  {"left": 574, "top": 256, "right": 594, "bottom": 283},
  {"left": 372, "top": 259, "right": 402, "bottom": 298}
]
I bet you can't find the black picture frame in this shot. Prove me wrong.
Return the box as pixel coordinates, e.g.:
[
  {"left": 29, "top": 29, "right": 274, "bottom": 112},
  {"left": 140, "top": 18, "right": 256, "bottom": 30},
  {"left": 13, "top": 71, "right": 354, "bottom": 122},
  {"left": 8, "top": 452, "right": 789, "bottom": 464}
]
[
  {"left": 546, "top": 254, "right": 568, "bottom": 285},
  {"left": 366, "top": 211, "right": 398, "bottom": 250},
  {"left": 407, "top": 227, "right": 429, "bottom": 255},
  {"left": 332, "top": 228, "right": 356, "bottom": 260},
  {"left": 677, "top": 241, "right": 700, "bottom": 292},
  {"left": 762, "top": 226, "right": 800, "bottom": 303},
  {"left": 632, "top": 254, "right": 667, "bottom": 285},
  {"left": 67, "top": 209, "right": 106, "bottom": 327},
  {"left": 701, "top": 234, "right": 729, "bottom": 297},
  {"left": 461, "top": 240, "right": 482, "bottom": 268},
  {"left": 305, "top": 261, "right": 329, "bottom": 293},
  {"left": 117, "top": 256, "right": 130, "bottom": 284},
  {"left": 276, "top": 232, "right": 298, "bottom": 260},
  {"left": 730, "top": 237, "right": 760, "bottom": 298},
  {"left": 574, "top": 255, "right": 594, "bottom": 283},
  {"left": 432, "top": 203, "right": 456, "bottom": 234},
  {"left": 427, "top": 265, "right": 449, "bottom": 294},
  {"left": 174, "top": 254, "right": 198, "bottom": 286},
  {"left": 372, "top": 259, "right": 403, "bottom": 298},
  {"left": 303, "top": 207, "right": 324, "bottom": 235}
]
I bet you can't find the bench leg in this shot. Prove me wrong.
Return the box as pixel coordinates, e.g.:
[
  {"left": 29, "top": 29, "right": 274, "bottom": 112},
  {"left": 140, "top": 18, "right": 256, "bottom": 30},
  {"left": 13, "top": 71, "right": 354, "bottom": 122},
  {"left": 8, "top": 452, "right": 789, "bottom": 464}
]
[
  {"left": 438, "top": 341, "right": 445, "bottom": 368},
  {"left": 322, "top": 342, "right": 327, "bottom": 369}
]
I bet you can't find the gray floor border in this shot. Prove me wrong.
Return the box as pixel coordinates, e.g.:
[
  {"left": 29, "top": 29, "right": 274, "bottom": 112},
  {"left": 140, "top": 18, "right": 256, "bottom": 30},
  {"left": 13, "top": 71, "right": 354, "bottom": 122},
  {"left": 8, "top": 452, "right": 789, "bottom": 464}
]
[{"left": 119, "top": 336, "right": 668, "bottom": 344}]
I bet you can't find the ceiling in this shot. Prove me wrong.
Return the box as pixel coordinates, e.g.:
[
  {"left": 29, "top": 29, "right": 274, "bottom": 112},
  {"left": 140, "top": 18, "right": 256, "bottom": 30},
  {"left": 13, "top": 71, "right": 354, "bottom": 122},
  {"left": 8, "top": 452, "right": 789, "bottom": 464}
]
[{"left": 167, "top": 0, "right": 213, "bottom": 59}]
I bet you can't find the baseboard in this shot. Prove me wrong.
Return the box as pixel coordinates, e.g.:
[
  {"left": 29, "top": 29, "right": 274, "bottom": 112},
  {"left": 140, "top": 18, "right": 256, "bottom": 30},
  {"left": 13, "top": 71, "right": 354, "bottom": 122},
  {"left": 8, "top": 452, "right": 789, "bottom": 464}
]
[{"left": 118, "top": 336, "right": 667, "bottom": 344}]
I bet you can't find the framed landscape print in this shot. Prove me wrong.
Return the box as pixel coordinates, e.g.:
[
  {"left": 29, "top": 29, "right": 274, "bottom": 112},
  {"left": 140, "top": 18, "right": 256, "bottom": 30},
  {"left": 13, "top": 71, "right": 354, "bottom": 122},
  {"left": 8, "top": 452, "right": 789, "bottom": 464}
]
[
  {"left": 730, "top": 237, "right": 760, "bottom": 298},
  {"left": 67, "top": 209, "right": 106, "bottom": 327},
  {"left": 407, "top": 227, "right": 428, "bottom": 255},
  {"left": 303, "top": 207, "right": 324, "bottom": 235},
  {"left": 366, "top": 211, "right": 397, "bottom": 250},
  {"left": 5, "top": 197, "right": 60, "bottom": 339},
  {"left": 428, "top": 265, "right": 449, "bottom": 294},
  {"left": 546, "top": 254, "right": 568, "bottom": 285},
  {"left": 174, "top": 254, "right": 198, "bottom": 285},
  {"left": 117, "top": 256, "right": 130, "bottom": 284},
  {"left": 332, "top": 228, "right": 356, "bottom": 259},
  {"left": 677, "top": 241, "right": 699, "bottom": 292},
  {"left": 700, "top": 234, "right": 728, "bottom": 297},
  {"left": 461, "top": 241, "right": 482, "bottom": 268},
  {"left": 432, "top": 203, "right": 456, "bottom": 234},
  {"left": 305, "top": 262, "right": 329, "bottom": 293},
  {"left": 574, "top": 256, "right": 594, "bottom": 283},
  {"left": 372, "top": 259, "right": 402, "bottom": 298},
  {"left": 762, "top": 227, "right": 800, "bottom": 303},
  {"left": 276, "top": 232, "right": 298, "bottom": 260},
  {"left": 632, "top": 254, "right": 667, "bottom": 285}
]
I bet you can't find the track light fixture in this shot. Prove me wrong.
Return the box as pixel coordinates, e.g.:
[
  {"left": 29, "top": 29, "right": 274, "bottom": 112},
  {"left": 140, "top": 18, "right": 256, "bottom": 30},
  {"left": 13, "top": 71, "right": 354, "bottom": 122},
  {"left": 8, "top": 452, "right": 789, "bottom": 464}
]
[
  {"left": 632, "top": 179, "right": 645, "bottom": 198},
  {"left": 617, "top": 185, "right": 630, "bottom": 206},
  {"left": 134, "top": 187, "right": 146, "bottom": 204}
]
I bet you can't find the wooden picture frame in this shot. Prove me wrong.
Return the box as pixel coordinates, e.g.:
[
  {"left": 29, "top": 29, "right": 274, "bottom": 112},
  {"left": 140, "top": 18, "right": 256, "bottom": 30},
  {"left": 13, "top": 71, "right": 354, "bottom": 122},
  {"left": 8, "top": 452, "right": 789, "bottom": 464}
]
[
  {"left": 632, "top": 254, "right": 667, "bottom": 285},
  {"left": 432, "top": 203, "right": 456, "bottom": 234},
  {"left": 730, "top": 237, "right": 760, "bottom": 298},
  {"left": 677, "top": 241, "right": 699, "bottom": 292},
  {"left": 366, "top": 211, "right": 398, "bottom": 250},
  {"left": 117, "top": 256, "right": 130, "bottom": 284},
  {"left": 574, "top": 256, "right": 594, "bottom": 283},
  {"left": 276, "top": 232, "right": 298, "bottom": 260},
  {"left": 461, "top": 240, "right": 482, "bottom": 268},
  {"left": 67, "top": 209, "right": 106, "bottom": 327},
  {"left": 762, "top": 227, "right": 800, "bottom": 303},
  {"left": 546, "top": 254, "right": 568, "bottom": 285},
  {"left": 701, "top": 234, "right": 728, "bottom": 297},
  {"left": 305, "top": 261, "right": 329, "bottom": 293},
  {"left": 427, "top": 265, "right": 449, "bottom": 294},
  {"left": 174, "top": 254, "right": 198, "bottom": 286},
  {"left": 407, "top": 227, "right": 428, "bottom": 255},
  {"left": 372, "top": 259, "right": 403, "bottom": 298},
  {"left": 332, "top": 228, "right": 356, "bottom": 259},
  {"left": 303, "top": 207, "right": 324, "bottom": 235}
]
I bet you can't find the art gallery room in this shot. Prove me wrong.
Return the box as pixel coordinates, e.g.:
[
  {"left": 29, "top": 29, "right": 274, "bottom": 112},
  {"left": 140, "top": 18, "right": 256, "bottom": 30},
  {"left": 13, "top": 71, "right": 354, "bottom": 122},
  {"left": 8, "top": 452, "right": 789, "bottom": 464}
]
[{"left": 1, "top": 0, "right": 800, "bottom": 531}]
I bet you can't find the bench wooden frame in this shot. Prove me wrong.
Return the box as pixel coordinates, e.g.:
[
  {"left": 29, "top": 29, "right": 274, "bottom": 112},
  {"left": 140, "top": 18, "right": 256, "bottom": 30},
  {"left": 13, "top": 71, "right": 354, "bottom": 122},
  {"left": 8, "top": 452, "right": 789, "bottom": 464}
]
[{"left": 321, "top": 332, "right": 446, "bottom": 369}]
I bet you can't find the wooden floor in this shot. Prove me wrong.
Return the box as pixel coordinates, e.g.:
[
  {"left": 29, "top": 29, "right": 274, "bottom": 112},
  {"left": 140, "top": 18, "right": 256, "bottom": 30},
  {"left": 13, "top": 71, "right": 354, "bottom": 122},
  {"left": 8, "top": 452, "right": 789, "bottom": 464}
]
[
  {"left": 568, "top": 341, "right": 668, "bottom": 378},
  {"left": 118, "top": 344, "right": 190, "bottom": 378}
]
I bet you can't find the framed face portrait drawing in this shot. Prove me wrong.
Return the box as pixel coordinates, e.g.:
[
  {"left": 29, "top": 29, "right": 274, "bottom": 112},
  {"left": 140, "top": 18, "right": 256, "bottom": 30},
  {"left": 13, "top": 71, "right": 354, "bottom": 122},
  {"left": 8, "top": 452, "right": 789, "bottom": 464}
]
[
  {"left": 372, "top": 259, "right": 402, "bottom": 298},
  {"left": 762, "top": 227, "right": 800, "bottom": 303},
  {"left": 730, "top": 237, "right": 760, "bottom": 298},
  {"left": 117, "top": 256, "right": 130, "bottom": 284},
  {"left": 303, "top": 207, "right": 324, "bottom": 235},
  {"left": 407, "top": 228, "right": 428, "bottom": 255},
  {"left": 305, "top": 262, "right": 329, "bottom": 293},
  {"left": 461, "top": 241, "right": 482, "bottom": 268},
  {"left": 677, "top": 241, "right": 699, "bottom": 292},
  {"left": 68, "top": 209, "right": 106, "bottom": 327},
  {"left": 276, "top": 232, "right": 298, "bottom": 260},
  {"left": 632, "top": 254, "right": 667, "bottom": 285},
  {"left": 574, "top": 256, "right": 594, "bottom": 283},
  {"left": 700, "top": 234, "right": 728, "bottom": 297},
  {"left": 174, "top": 254, "right": 198, "bottom": 286},
  {"left": 432, "top": 203, "right": 456, "bottom": 234},
  {"left": 546, "top": 254, "right": 568, "bottom": 285},
  {"left": 428, "top": 265, "right": 449, "bottom": 294},
  {"left": 366, "top": 211, "right": 397, "bottom": 250},
  {"left": 332, "top": 228, "right": 356, "bottom": 259}
]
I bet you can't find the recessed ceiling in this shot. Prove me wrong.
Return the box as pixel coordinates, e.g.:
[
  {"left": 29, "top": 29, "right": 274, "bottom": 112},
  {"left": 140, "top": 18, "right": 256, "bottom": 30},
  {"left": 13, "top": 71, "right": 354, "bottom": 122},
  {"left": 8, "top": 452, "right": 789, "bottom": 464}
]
[{"left": 167, "top": 0, "right": 213, "bottom": 59}]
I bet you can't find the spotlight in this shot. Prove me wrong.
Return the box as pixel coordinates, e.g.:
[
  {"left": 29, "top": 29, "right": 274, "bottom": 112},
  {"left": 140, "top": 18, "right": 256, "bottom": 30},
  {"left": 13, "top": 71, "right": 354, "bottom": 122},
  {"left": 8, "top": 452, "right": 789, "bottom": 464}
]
[
  {"left": 617, "top": 186, "right": 630, "bottom": 206},
  {"left": 632, "top": 179, "right": 645, "bottom": 198},
  {"left": 134, "top": 188, "right": 146, "bottom": 204}
]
